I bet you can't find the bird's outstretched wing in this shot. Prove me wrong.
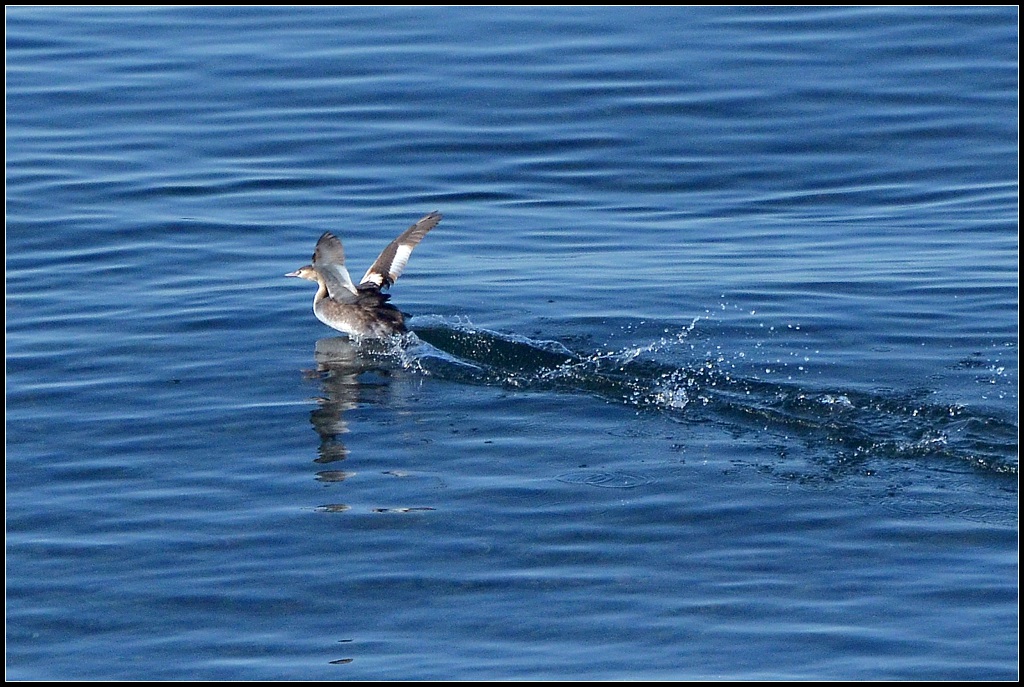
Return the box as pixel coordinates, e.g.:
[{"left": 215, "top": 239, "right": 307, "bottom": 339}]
[
  {"left": 312, "top": 232, "right": 359, "bottom": 302},
  {"left": 359, "top": 211, "right": 442, "bottom": 289}
]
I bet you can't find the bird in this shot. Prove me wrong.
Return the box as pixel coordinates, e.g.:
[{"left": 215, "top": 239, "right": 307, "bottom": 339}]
[{"left": 286, "top": 211, "right": 441, "bottom": 339}]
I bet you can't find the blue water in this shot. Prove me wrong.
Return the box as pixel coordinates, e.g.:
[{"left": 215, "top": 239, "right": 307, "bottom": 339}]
[{"left": 5, "top": 6, "right": 1017, "bottom": 680}]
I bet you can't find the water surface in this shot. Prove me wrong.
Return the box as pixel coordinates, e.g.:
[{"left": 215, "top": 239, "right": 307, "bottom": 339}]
[{"left": 6, "top": 6, "right": 1017, "bottom": 680}]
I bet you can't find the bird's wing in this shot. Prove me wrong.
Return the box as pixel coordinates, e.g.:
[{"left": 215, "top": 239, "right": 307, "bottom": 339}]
[
  {"left": 359, "top": 211, "right": 442, "bottom": 289},
  {"left": 312, "top": 232, "right": 359, "bottom": 302}
]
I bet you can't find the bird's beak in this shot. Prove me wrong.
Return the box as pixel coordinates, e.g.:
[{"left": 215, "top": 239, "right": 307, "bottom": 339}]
[{"left": 285, "top": 270, "right": 301, "bottom": 278}]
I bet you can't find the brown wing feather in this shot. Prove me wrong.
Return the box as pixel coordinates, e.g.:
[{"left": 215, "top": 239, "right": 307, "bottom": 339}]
[
  {"left": 312, "top": 232, "right": 358, "bottom": 302},
  {"left": 360, "top": 211, "right": 441, "bottom": 288}
]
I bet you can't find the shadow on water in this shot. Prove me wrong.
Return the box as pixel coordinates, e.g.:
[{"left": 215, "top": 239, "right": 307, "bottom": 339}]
[{"left": 304, "top": 318, "right": 1018, "bottom": 488}]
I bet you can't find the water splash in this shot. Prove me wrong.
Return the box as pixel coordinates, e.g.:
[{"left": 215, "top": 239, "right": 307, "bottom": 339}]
[{"left": 316, "top": 316, "right": 1018, "bottom": 479}]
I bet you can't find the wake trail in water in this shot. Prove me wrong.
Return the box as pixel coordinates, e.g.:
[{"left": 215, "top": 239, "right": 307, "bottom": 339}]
[{"left": 397, "top": 316, "right": 1018, "bottom": 480}]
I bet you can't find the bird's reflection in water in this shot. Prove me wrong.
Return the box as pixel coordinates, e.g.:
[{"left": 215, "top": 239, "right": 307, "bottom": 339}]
[
  {"left": 307, "top": 336, "right": 406, "bottom": 466},
  {"left": 306, "top": 336, "right": 439, "bottom": 517}
]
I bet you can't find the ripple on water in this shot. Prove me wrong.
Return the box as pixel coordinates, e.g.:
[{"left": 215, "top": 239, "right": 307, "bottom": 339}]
[{"left": 555, "top": 469, "right": 656, "bottom": 489}]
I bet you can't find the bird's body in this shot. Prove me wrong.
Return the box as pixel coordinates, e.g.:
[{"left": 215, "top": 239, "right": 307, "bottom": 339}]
[{"left": 287, "top": 211, "right": 441, "bottom": 338}]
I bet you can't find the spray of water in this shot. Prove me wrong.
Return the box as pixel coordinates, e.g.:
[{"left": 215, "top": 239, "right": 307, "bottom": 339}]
[{"left": 313, "top": 315, "right": 1017, "bottom": 479}]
